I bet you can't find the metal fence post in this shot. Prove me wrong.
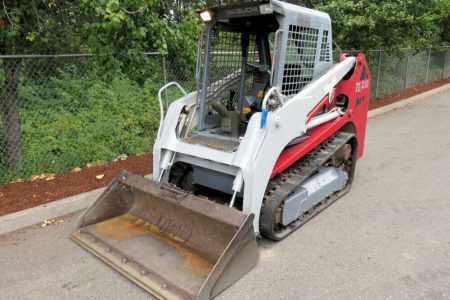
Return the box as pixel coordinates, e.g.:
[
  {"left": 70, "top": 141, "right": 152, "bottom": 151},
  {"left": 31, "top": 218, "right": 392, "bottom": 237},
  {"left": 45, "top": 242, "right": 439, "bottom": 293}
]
[
  {"left": 442, "top": 47, "right": 448, "bottom": 79},
  {"left": 375, "top": 49, "right": 382, "bottom": 98},
  {"left": 404, "top": 52, "right": 410, "bottom": 89},
  {"left": 425, "top": 48, "right": 431, "bottom": 83},
  {"left": 161, "top": 56, "right": 169, "bottom": 112}
]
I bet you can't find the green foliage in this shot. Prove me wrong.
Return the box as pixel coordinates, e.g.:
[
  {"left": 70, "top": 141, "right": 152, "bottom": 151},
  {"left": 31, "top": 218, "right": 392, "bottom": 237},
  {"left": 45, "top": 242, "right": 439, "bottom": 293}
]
[
  {"left": 1, "top": 0, "right": 448, "bottom": 59},
  {"left": 312, "top": 0, "right": 450, "bottom": 54},
  {"left": 1, "top": 0, "right": 449, "bottom": 184},
  {"left": 79, "top": 0, "right": 203, "bottom": 82},
  {"left": 0, "top": 66, "right": 161, "bottom": 183},
  {"left": 0, "top": 1, "right": 205, "bottom": 183},
  {"left": 0, "top": 1, "right": 83, "bottom": 53},
  {"left": 0, "top": 1, "right": 204, "bottom": 82}
]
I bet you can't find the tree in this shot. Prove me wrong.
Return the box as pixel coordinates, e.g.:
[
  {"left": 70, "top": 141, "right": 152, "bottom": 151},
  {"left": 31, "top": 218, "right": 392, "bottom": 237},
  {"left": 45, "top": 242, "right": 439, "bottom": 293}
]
[
  {"left": 0, "top": 1, "right": 81, "bottom": 167},
  {"left": 194, "top": 0, "right": 450, "bottom": 53},
  {"left": 79, "top": 0, "right": 204, "bottom": 82},
  {"left": 0, "top": 52, "right": 21, "bottom": 167},
  {"left": 0, "top": 0, "right": 204, "bottom": 168},
  {"left": 309, "top": 0, "right": 450, "bottom": 53}
]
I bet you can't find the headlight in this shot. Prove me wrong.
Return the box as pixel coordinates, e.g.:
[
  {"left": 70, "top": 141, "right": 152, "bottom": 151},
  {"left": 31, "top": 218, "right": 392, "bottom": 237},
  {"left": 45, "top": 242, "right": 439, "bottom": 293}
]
[
  {"left": 200, "top": 10, "right": 212, "bottom": 22},
  {"left": 259, "top": 4, "right": 273, "bottom": 14}
]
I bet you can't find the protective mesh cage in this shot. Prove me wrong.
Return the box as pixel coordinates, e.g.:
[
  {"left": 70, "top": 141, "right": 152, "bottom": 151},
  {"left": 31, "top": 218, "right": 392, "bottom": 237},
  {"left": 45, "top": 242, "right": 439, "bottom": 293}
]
[
  {"left": 319, "top": 30, "right": 330, "bottom": 62},
  {"left": 202, "top": 29, "right": 258, "bottom": 108},
  {"left": 282, "top": 25, "right": 319, "bottom": 95}
]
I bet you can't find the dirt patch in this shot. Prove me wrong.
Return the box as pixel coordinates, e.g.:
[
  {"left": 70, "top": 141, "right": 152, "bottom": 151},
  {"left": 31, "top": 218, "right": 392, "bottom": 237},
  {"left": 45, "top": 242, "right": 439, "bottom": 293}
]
[
  {"left": 0, "top": 154, "right": 152, "bottom": 216},
  {"left": 0, "top": 79, "right": 449, "bottom": 217},
  {"left": 369, "top": 77, "right": 450, "bottom": 110}
]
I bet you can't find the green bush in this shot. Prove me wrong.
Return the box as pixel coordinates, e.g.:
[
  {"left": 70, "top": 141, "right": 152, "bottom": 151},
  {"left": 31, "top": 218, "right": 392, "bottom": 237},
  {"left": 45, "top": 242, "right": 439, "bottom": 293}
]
[{"left": 1, "top": 66, "right": 162, "bottom": 183}]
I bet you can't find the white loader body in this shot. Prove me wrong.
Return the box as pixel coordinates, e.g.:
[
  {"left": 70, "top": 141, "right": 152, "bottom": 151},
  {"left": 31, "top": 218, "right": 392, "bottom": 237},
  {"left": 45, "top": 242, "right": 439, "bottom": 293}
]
[{"left": 153, "top": 56, "right": 356, "bottom": 233}]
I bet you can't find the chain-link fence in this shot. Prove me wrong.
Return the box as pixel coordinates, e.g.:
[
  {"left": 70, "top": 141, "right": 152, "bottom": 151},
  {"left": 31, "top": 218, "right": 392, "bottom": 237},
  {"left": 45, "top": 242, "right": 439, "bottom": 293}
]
[
  {"left": 334, "top": 47, "right": 450, "bottom": 98},
  {"left": 0, "top": 53, "right": 164, "bottom": 184},
  {"left": 1, "top": 47, "right": 449, "bottom": 184}
]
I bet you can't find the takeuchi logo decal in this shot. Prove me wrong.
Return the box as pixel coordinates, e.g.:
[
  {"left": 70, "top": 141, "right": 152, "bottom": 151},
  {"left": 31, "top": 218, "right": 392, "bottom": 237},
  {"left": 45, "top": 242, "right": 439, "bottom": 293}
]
[
  {"left": 355, "top": 65, "right": 369, "bottom": 93},
  {"left": 224, "top": 6, "right": 259, "bottom": 16}
]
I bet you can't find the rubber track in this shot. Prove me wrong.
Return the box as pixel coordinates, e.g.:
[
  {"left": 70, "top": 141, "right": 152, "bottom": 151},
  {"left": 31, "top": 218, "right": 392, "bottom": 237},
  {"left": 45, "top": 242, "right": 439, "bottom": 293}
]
[{"left": 259, "top": 131, "right": 355, "bottom": 240}]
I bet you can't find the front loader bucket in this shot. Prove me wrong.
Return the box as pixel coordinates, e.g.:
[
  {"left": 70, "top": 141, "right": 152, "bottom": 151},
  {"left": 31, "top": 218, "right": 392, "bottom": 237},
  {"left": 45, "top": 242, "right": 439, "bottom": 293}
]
[{"left": 70, "top": 170, "right": 258, "bottom": 299}]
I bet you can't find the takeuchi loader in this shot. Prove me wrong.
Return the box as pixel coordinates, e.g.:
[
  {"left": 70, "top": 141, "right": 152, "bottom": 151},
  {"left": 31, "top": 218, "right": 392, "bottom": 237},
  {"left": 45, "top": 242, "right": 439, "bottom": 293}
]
[{"left": 71, "top": 1, "right": 371, "bottom": 299}]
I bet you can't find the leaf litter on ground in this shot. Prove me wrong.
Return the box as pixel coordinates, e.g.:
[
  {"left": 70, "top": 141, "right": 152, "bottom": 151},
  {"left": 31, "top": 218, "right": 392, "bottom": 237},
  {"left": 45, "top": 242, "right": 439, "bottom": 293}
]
[
  {"left": 41, "top": 218, "right": 64, "bottom": 227},
  {"left": 30, "top": 173, "right": 56, "bottom": 182}
]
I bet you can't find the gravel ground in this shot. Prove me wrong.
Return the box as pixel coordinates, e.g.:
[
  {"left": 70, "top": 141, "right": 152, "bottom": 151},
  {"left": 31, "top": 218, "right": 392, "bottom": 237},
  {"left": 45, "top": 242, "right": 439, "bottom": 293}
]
[{"left": 1, "top": 88, "right": 449, "bottom": 299}]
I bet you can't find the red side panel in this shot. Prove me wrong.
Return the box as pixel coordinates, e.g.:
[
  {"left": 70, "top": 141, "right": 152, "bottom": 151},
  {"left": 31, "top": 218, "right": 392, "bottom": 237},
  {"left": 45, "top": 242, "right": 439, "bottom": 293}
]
[{"left": 271, "top": 54, "right": 371, "bottom": 178}]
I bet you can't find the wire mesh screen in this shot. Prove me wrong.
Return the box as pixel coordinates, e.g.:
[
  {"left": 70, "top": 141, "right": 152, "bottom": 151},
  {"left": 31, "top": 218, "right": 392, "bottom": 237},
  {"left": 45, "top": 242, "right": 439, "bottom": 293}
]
[
  {"left": 377, "top": 52, "right": 408, "bottom": 97},
  {"left": 203, "top": 30, "right": 258, "bottom": 108},
  {"left": 319, "top": 30, "right": 331, "bottom": 62},
  {"left": 405, "top": 50, "right": 428, "bottom": 88},
  {"left": 428, "top": 48, "right": 447, "bottom": 83},
  {"left": 0, "top": 59, "right": 21, "bottom": 172},
  {"left": 0, "top": 56, "right": 94, "bottom": 183},
  {"left": 364, "top": 50, "right": 380, "bottom": 97},
  {"left": 166, "top": 57, "right": 197, "bottom": 93},
  {"left": 444, "top": 50, "right": 450, "bottom": 78},
  {"left": 282, "top": 25, "right": 319, "bottom": 95},
  {"left": 0, "top": 54, "right": 162, "bottom": 184}
]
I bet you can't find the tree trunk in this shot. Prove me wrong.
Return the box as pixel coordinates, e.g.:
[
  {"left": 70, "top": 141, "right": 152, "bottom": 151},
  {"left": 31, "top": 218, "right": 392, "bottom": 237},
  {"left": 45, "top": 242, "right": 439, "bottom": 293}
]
[{"left": 0, "top": 61, "right": 22, "bottom": 168}]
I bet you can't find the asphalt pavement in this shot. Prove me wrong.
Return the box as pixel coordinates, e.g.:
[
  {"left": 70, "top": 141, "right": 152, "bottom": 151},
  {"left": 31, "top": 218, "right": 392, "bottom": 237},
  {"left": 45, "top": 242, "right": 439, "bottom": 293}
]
[{"left": 1, "top": 88, "right": 449, "bottom": 299}]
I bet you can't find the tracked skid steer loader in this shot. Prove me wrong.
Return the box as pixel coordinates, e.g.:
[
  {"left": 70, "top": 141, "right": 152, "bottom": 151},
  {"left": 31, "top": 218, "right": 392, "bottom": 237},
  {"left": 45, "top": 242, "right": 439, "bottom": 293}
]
[{"left": 71, "top": 1, "right": 371, "bottom": 299}]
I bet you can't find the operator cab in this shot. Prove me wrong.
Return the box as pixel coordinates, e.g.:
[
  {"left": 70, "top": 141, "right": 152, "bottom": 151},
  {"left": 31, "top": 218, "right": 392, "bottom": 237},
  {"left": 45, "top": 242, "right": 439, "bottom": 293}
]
[
  {"left": 182, "top": 0, "right": 333, "bottom": 151},
  {"left": 195, "top": 2, "right": 277, "bottom": 140}
]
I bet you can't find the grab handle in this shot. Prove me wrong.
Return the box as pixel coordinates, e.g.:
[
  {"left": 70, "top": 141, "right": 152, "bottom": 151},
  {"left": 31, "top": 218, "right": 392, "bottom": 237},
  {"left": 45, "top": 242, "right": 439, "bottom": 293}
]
[{"left": 157, "top": 82, "right": 187, "bottom": 138}]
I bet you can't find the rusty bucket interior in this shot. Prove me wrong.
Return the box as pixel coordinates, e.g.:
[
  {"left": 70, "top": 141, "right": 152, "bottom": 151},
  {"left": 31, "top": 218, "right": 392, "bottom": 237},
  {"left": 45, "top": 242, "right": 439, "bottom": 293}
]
[{"left": 70, "top": 171, "right": 258, "bottom": 299}]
